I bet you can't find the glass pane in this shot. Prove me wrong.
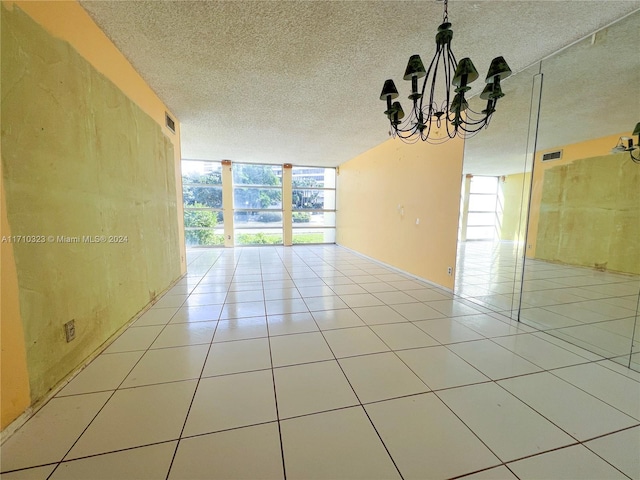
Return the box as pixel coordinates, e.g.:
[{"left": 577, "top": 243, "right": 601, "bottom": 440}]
[
  {"left": 183, "top": 185, "right": 223, "bottom": 208},
  {"left": 466, "top": 227, "right": 496, "bottom": 240},
  {"left": 467, "top": 212, "right": 495, "bottom": 226},
  {"left": 181, "top": 160, "right": 222, "bottom": 185},
  {"left": 455, "top": 58, "right": 542, "bottom": 321},
  {"left": 235, "top": 229, "right": 283, "bottom": 245},
  {"left": 292, "top": 211, "right": 336, "bottom": 228},
  {"left": 468, "top": 194, "right": 497, "bottom": 212},
  {"left": 466, "top": 226, "right": 496, "bottom": 240},
  {"left": 234, "top": 211, "right": 282, "bottom": 227},
  {"left": 184, "top": 209, "right": 222, "bottom": 230},
  {"left": 469, "top": 176, "right": 498, "bottom": 194},
  {"left": 292, "top": 190, "right": 336, "bottom": 210},
  {"left": 292, "top": 167, "right": 336, "bottom": 189},
  {"left": 233, "top": 187, "right": 282, "bottom": 209},
  {"left": 293, "top": 228, "right": 336, "bottom": 244},
  {"left": 232, "top": 164, "right": 281, "bottom": 186},
  {"left": 184, "top": 228, "right": 224, "bottom": 247}
]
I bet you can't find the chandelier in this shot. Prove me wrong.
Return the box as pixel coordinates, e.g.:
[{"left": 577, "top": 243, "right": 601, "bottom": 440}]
[{"left": 380, "top": 0, "right": 512, "bottom": 144}]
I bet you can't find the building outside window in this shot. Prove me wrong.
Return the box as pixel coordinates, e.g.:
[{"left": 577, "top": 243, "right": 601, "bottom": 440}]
[
  {"left": 233, "top": 163, "right": 283, "bottom": 245},
  {"left": 292, "top": 167, "right": 336, "bottom": 244}
]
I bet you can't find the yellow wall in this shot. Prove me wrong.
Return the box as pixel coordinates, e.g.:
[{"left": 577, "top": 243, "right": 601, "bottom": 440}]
[
  {"left": 499, "top": 172, "right": 531, "bottom": 242},
  {"left": 336, "top": 136, "right": 464, "bottom": 290},
  {"left": 527, "top": 132, "right": 639, "bottom": 273},
  {"left": 1, "top": 1, "right": 184, "bottom": 429},
  {"left": 7, "top": 0, "right": 186, "bottom": 272},
  {"left": 1, "top": 157, "right": 31, "bottom": 429}
]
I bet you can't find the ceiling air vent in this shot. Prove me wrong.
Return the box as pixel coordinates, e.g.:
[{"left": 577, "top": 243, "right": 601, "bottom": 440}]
[
  {"left": 165, "top": 113, "right": 176, "bottom": 133},
  {"left": 542, "top": 150, "right": 562, "bottom": 162}
]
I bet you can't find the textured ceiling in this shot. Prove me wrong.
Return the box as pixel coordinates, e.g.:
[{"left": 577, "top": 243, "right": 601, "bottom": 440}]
[
  {"left": 79, "top": 1, "right": 640, "bottom": 170},
  {"left": 463, "top": 8, "right": 640, "bottom": 175}
]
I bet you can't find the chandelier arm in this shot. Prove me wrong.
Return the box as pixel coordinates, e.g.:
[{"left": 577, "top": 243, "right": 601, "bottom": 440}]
[
  {"left": 457, "top": 115, "right": 490, "bottom": 127},
  {"left": 463, "top": 105, "right": 487, "bottom": 115},
  {"left": 456, "top": 127, "right": 484, "bottom": 140},
  {"left": 396, "top": 107, "right": 420, "bottom": 133},
  {"left": 465, "top": 104, "right": 495, "bottom": 126},
  {"left": 442, "top": 45, "right": 461, "bottom": 137},
  {"left": 428, "top": 48, "right": 443, "bottom": 115},
  {"left": 444, "top": 116, "right": 457, "bottom": 139},
  {"left": 446, "top": 44, "right": 458, "bottom": 109},
  {"left": 395, "top": 128, "right": 421, "bottom": 143},
  {"left": 456, "top": 122, "right": 486, "bottom": 134},
  {"left": 444, "top": 44, "right": 456, "bottom": 123},
  {"left": 419, "top": 46, "right": 442, "bottom": 111},
  {"left": 456, "top": 108, "right": 490, "bottom": 130}
]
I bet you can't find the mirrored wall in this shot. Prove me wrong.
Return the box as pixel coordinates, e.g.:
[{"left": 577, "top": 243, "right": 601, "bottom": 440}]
[
  {"left": 455, "top": 60, "right": 542, "bottom": 321},
  {"left": 519, "top": 11, "right": 639, "bottom": 370},
  {"left": 456, "top": 11, "right": 639, "bottom": 371}
]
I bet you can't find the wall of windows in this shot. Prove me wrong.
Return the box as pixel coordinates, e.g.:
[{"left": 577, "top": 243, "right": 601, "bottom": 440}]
[
  {"left": 181, "top": 161, "right": 336, "bottom": 246},
  {"left": 292, "top": 167, "right": 336, "bottom": 244},
  {"left": 182, "top": 160, "right": 225, "bottom": 246},
  {"left": 459, "top": 175, "right": 500, "bottom": 241},
  {"left": 233, "top": 163, "right": 283, "bottom": 245}
]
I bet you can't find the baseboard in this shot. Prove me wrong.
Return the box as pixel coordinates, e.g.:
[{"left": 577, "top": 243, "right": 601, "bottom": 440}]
[
  {"left": 1, "top": 272, "right": 186, "bottom": 444},
  {"left": 335, "top": 243, "right": 453, "bottom": 294}
]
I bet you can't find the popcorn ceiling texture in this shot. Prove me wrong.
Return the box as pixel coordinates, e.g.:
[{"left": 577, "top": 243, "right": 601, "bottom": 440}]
[
  {"left": 463, "top": 9, "right": 640, "bottom": 176},
  {"left": 79, "top": 1, "right": 639, "bottom": 169}
]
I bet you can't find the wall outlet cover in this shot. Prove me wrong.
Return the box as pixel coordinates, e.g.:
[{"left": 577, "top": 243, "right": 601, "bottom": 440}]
[{"left": 64, "top": 320, "right": 76, "bottom": 342}]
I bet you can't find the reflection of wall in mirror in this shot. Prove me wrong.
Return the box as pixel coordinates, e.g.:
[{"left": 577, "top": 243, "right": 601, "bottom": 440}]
[
  {"left": 526, "top": 131, "right": 639, "bottom": 274},
  {"left": 499, "top": 172, "right": 531, "bottom": 243}
]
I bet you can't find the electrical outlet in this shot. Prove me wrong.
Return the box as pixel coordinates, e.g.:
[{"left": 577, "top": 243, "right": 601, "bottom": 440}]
[
  {"left": 447, "top": 267, "right": 453, "bottom": 276},
  {"left": 64, "top": 320, "right": 76, "bottom": 342}
]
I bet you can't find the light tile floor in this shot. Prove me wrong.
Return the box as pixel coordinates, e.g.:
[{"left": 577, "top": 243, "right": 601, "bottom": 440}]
[
  {"left": 455, "top": 241, "right": 640, "bottom": 370},
  {"left": 2, "top": 245, "right": 639, "bottom": 479}
]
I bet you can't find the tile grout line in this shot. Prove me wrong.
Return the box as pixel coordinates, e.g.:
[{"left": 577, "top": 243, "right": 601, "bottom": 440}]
[
  {"left": 262, "top": 248, "right": 288, "bottom": 480},
  {"left": 40, "top": 265, "right": 213, "bottom": 480},
  {"left": 294, "top": 270, "right": 407, "bottom": 480},
  {"left": 6, "top": 245, "right": 638, "bottom": 478},
  {"left": 163, "top": 249, "right": 234, "bottom": 480}
]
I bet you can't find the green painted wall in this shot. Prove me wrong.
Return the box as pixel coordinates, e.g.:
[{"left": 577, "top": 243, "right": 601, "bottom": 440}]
[
  {"left": 1, "top": 7, "right": 181, "bottom": 400},
  {"left": 536, "top": 154, "right": 639, "bottom": 274},
  {"left": 499, "top": 172, "right": 531, "bottom": 242}
]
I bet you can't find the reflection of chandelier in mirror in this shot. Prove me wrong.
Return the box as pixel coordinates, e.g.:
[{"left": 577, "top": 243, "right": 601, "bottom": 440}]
[
  {"left": 611, "top": 122, "right": 640, "bottom": 164},
  {"left": 380, "top": 0, "right": 511, "bottom": 144}
]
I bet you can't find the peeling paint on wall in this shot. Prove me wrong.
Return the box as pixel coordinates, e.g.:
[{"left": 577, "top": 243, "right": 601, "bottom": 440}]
[
  {"left": 1, "top": 6, "right": 181, "bottom": 400},
  {"left": 536, "top": 154, "right": 639, "bottom": 274}
]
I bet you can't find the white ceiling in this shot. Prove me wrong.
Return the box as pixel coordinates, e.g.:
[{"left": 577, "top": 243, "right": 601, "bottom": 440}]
[{"left": 79, "top": 1, "right": 640, "bottom": 171}]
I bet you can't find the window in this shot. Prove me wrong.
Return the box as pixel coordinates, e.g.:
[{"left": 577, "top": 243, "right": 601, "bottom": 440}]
[
  {"left": 466, "top": 176, "right": 499, "bottom": 240},
  {"left": 181, "top": 162, "right": 337, "bottom": 247},
  {"left": 182, "top": 160, "right": 225, "bottom": 246},
  {"left": 292, "top": 167, "right": 336, "bottom": 244},
  {"left": 233, "top": 164, "right": 283, "bottom": 245}
]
